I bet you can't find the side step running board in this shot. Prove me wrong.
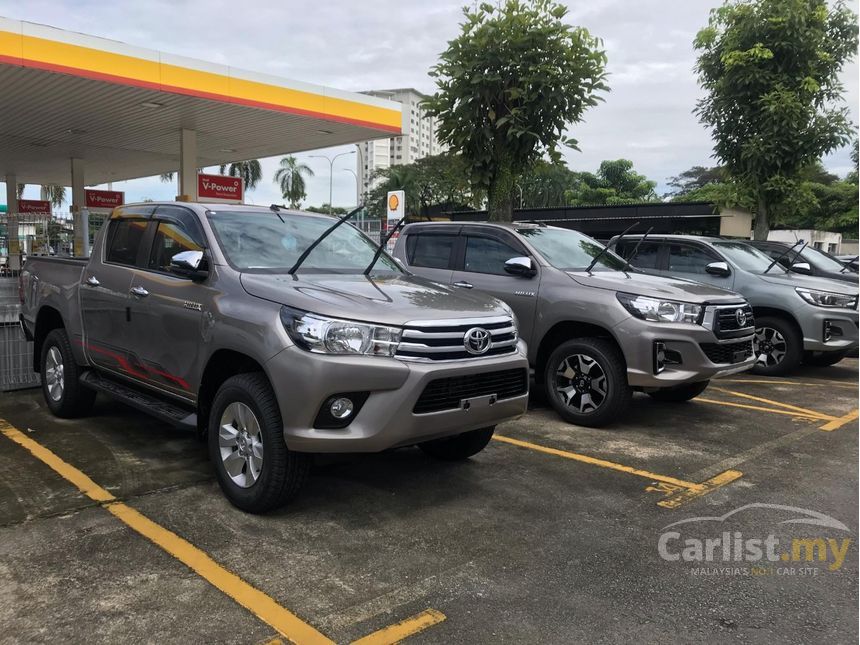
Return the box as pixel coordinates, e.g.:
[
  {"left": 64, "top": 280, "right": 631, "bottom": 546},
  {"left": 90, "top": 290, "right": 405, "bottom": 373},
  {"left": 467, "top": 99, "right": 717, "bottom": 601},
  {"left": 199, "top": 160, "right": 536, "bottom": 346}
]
[{"left": 80, "top": 371, "right": 197, "bottom": 430}]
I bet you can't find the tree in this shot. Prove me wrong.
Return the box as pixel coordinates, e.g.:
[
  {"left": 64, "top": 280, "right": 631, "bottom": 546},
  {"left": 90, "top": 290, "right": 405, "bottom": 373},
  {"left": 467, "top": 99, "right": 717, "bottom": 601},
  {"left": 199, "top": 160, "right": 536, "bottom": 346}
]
[
  {"left": 305, "top": 204, "right": 348, "bottom": 215},
  {"left": 666, "top": 166, "right": 725, "bottom": 196},
  {"left": 274, "top": 156, "right": 315, "bottom": 208},
  {"left": 694, "top": 0, "right": 858, "bottom": 239},
  {"left": 220, "top": 160, "right": 263, "bottom": 191},
  {"left": 40, "top": 185, "right": 66, "bottom": 208},
  {"left": 518, "top": 161, "right": 577, "bottom": 208},
  {"left": 424, "top": 0, "right": 608, "bottom": 221},
  {"left": 565, "top": 159, "right": 659, "bottom": 205}
]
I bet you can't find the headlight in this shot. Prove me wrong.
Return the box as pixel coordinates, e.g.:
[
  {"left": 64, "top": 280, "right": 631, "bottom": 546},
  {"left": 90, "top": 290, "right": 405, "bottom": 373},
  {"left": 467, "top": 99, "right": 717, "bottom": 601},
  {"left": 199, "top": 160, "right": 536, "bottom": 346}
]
[
  {"left": 617, "top": 293, "right": 703, "bottom": 324},
  {"left": 795, "top": 287, "right": 858, "bottom": 309},
  {"left": 280, "top": 306, "right": 402, "bottom": 356}
]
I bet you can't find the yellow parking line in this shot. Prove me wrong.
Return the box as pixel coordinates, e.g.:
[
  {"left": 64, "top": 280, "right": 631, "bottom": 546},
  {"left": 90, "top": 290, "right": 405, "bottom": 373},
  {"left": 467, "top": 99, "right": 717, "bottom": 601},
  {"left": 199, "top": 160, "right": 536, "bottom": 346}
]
[
  {"left": 721, "top": 378, "right": 857, "bottom": 390},
  {"left": 709, "top": 387, "right": 837, "bottom": 421},
  {"left": 493, "top": 434, "right": 704, "bottom": 491},
  {"left": 351, "top": 609, "right": 446, "bottom": 645},
  {"left": 656, "top": 470, "right": 744, "bottom": 509},
  {"left": 696, "top": 398, "right": 826, "bottom": 420},
  {"left": 819, "top": 408, "right": 859, "bottom": 432},
  {"left": 0, "top": 421, "right": 334, "bottom": 645}
]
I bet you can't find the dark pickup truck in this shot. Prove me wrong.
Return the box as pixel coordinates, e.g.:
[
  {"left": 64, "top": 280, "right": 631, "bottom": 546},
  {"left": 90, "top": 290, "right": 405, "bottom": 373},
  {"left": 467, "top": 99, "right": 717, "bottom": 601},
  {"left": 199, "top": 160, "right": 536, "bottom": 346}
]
[{"left": 20, "top": 202, "right": 529, "bottom": 512}]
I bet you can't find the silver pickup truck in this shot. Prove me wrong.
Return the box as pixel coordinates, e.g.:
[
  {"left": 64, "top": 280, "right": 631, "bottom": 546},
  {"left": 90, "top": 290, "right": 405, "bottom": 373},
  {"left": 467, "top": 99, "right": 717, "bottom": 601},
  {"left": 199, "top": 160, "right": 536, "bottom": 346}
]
[
  {"left": 394, "top": 222, "right": 756, "bottom": 427},
  {"left": 19, "top": 202, "right": 529, "bottom": 513}
]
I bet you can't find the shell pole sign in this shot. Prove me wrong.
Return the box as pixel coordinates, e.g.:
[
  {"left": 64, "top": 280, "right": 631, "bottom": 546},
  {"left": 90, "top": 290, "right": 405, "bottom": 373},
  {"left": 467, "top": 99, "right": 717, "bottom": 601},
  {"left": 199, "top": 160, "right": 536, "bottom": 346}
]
[
  {"left": 386, "top": 190, "right": 405, "bottom": 224},
  {"left": 198, "top": 173, "right": 244, "bottom": 203}
]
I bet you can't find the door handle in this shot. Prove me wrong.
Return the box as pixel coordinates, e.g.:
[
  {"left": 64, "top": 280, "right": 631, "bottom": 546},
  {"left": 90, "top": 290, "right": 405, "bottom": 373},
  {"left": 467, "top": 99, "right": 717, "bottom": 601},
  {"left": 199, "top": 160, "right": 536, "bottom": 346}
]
[
  {"left": 453, "top": 281, "right": 474, "bottom": 289},
  {"left": 85, "top": 275, "right": 100, "bottom": 287},
  {"left": 130, "top": 286, "right": 149, "bottom": 297}
]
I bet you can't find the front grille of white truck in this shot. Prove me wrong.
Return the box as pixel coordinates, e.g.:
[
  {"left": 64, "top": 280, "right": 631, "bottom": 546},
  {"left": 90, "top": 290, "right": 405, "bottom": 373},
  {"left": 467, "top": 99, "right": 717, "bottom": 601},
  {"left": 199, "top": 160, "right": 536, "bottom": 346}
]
[{"left": 395, "top": 315, "right": 517, "bottom": 362}]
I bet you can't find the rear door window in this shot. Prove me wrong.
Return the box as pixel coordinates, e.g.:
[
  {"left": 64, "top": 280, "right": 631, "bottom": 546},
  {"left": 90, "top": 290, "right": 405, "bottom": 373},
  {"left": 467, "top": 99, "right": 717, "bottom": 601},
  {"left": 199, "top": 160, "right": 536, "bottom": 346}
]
[
  {"left": 105, "top": 219, "right": 149, "bottom": 266},
  {"left": 618, "top": 241, "right": 661, "bottom": 269},
  {"left": 405, "top": 234, "right": 456, "bottom": 269}
]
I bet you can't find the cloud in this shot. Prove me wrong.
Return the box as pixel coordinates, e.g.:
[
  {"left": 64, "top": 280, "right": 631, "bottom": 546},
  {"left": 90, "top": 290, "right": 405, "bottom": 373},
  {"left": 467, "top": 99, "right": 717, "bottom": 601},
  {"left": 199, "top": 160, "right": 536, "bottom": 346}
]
[{"left": 1, "top": 0, "right": 857, "bottom": 205}]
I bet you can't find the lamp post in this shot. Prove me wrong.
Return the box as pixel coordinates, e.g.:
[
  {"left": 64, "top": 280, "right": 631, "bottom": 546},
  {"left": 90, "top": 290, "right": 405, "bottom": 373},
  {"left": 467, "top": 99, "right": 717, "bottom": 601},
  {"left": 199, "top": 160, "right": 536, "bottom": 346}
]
[
  {"left": 309, "top": 150, "right": 356, "bottom": 214},
  {"left": 343, "top": 168, "right": 360, "bottom": 208}
]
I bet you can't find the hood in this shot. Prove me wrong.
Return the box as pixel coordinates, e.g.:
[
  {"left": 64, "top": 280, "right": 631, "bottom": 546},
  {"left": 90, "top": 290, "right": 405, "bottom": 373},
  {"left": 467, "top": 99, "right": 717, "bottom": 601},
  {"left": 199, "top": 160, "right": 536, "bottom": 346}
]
[
  {"left": 758, "top": 270, "right": 859, "bottom": 295},
  {"left": 239, "top": 272, "right": 507, "bottom": 326},
  {"left": 566, "top": 270, "right": 744, "bottom": 304}
]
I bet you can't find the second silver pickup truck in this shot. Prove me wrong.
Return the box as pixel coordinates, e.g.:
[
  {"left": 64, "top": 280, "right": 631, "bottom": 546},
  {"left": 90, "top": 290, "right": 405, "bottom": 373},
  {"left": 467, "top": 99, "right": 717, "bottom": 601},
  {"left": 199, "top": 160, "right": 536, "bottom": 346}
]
[{"left": 20, "top": 202, "right": 529, "bottom": 512}]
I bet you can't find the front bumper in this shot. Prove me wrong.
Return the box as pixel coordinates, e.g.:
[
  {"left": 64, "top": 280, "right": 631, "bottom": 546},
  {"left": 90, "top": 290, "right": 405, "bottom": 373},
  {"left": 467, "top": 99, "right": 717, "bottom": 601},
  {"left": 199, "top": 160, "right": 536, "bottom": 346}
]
[
  {"left": 613, "top": 316, "right": 756, "bottom": 388},
  {"left": 265, "top": 341, "right": 530, "bottom": 453},
  {"left": 797, "top": 307, "right": 859, "bottom": 352}
]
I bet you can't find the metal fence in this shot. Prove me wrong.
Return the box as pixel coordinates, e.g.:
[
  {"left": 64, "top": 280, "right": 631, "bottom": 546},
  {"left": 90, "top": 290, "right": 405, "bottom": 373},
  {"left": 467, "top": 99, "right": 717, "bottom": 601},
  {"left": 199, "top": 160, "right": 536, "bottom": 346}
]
[
  {"left": 0, "top": 278, "right": 38, "bottom": 391},
  {"left": 0, "top": 212, "right": 107, "bottom": 274}
]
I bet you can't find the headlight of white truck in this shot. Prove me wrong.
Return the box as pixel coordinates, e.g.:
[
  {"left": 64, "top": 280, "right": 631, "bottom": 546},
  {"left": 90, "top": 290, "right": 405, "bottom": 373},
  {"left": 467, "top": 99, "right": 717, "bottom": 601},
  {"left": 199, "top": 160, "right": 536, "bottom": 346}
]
[
  {"left": 616, "top": 293, "right": 703, "bottom": 324},
  {"left": 280, "top": 306, "right": 402, "bottom": 356},
  {"left": 795, "top": 287, "right": 857, "bottom": 309}
]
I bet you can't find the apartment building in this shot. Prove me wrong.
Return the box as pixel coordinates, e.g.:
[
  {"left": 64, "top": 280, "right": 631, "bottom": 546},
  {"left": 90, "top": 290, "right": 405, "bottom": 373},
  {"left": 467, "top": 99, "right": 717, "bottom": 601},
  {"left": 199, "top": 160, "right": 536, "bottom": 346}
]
[{"left": 357, "top": 88, "right": 445, "bottom": 198}]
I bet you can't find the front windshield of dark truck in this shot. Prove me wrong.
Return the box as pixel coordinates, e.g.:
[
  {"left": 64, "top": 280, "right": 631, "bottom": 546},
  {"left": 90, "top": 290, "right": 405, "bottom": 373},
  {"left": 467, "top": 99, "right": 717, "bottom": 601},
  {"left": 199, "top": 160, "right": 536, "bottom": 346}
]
[
  {"left": 207, "top": 211, "right": 402, "bottom": 274},
  {"left": 517, "top": 227, "right": 627, "bottom": 271}
]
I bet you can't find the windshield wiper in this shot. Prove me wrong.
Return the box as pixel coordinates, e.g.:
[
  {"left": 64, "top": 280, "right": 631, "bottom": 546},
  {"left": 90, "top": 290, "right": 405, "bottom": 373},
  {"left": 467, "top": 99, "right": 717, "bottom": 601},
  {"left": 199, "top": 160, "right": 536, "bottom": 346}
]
[
  {"left": 763, "top": 240, "right": 805, "bottom": 274},
  {"left": 287, "top": 205, "right": 364, "bottom": 274},
  {"left": 840, "top": 255, "right": 858, "bottom": 273},
  {"left": 269, "top": 203, "right": 286, "bottom": 223},
  {"left": 619, "top": 226, "right": 653, "bottom": 275},
  {"left": 585, "top": 220, "right": 639, "bottom": 274},
  {"left": 364, "top": 218, "right": 406, "bottom": 275}
]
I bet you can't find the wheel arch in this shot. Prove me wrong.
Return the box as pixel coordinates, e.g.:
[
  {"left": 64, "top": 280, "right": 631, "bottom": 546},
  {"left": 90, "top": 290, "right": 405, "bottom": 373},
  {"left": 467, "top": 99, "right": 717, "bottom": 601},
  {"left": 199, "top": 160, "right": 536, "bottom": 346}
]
[
  {"left": 751, "top": 306, "right": 802, "bottom": 336},
  {"left": 198, "top": 349, "right": 268, "bottom": 436},
  {"left": 33, "top": 306, "right": 66, "bottom": 372},
  {"left": 535, "top": 320, "right": 626, "bottom": 384}
]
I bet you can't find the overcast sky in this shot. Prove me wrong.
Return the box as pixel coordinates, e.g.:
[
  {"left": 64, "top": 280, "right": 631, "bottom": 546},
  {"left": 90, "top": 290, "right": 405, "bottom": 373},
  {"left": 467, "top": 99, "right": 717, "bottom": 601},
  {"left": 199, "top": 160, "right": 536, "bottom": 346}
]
[{"left": 3, "top": 0, "right": 858, "bottom": 209}]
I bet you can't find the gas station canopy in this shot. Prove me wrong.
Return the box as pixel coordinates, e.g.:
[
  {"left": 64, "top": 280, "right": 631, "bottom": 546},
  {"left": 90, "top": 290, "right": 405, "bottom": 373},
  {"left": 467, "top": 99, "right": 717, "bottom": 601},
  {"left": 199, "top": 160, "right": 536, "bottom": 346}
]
[{"left": 0, "top": 16, "right": 402, "bottom": 186}]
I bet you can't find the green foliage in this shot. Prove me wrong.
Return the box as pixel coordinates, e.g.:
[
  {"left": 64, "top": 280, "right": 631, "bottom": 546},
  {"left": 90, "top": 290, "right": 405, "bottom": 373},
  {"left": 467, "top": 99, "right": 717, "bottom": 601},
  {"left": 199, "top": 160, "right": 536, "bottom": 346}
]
[
  {"left": 666, "top": 166, "right": 726, "bottom": 196},
  {"left": 219, "top": 160, "right": 263, "bottom": 190},
  {"left": 365, "top": 153, "right": 480, "bottom": 218},
  {"left": 694, "top": 0, "right": 858, "bottom": 239},
  {"left": 518, "top": 160, "right": 575, "bottom": 208},
  {"left": 564, "top": 159, "right": 659, "bottom": 205},
  {"left": 424, "top": 0, "right": 608, "bottom": 221},
  {"left": 305, "top": 204, "right": 348, "bottom": 215},
  {"left": 274, "top": 156, "right": 315, "bottom": 208}
]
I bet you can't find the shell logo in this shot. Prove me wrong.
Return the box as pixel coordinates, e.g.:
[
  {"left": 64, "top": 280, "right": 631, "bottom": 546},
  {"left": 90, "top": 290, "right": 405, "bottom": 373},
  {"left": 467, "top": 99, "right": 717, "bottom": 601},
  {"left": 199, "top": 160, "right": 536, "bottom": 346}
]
[{"left": 388, "top": 193, "right": 400, "bottom": 212}]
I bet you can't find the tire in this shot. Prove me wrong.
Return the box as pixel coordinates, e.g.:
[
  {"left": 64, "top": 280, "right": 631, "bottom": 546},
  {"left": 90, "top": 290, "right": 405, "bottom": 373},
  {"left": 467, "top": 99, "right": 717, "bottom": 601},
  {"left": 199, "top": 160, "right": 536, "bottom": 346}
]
[
  {"left": 648, "top": 380, "right": 710, "bottom": 403},
  {"left": 543, "top": 338, "right": 632, "bottom": 428},
  {"left": 419, "top": 426, "right": 495, "bottom": 461},
  {"left": 208, "top": 373, "right": 311, "bottom": 513},
  {"left": 40, "top": 328, "right": 96, "bottom": 418},
  {"left": 803, "top": 349, "right": 850, "bottom": 367},
  {"left": 751, "top": 316, "right": 802, "bottom": 376}
]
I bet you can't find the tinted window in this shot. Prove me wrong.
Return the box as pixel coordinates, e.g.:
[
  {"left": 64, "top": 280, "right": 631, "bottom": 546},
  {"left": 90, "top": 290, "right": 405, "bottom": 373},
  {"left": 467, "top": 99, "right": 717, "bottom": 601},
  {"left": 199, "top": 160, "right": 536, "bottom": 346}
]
[
  {"left": 106, "top": 219, "right": 148, "bottom": 266},
  {"left": 667, "top": 244, "right": 717, "bottom": 274},
  {"left": 616, "top": 240, "right": 660, "bottom": 269},
  {"left": 406, "top": 234, "right": 456, "bottom": 269},
  {"left": 464, "top": 236, "right": 521, "bottom": 275},
  {"left": 517, "top": 227, "right": 626, "bottom": 272},
  {"left": 148, "top": 221, "right": 204, "bottom": 272}
]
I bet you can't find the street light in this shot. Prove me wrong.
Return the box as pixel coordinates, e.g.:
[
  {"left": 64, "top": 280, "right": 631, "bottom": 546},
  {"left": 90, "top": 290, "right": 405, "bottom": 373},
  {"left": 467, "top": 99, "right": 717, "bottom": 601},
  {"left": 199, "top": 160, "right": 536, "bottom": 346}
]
[
  {"left": 342, "top": 168, "right": 359, "bottom": 207},
  {"left": 308, "top": 150, "right": 356, "bottom": 214}
]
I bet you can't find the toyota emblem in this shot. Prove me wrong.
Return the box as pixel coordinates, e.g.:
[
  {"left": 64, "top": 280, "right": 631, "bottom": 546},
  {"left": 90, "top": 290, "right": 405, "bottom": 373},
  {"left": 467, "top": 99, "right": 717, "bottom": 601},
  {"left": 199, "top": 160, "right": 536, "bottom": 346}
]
[
  {"left": 464, "top": 327, "right": 492, "bottom": 355},
  {"left": 735, "top": 308, "right": 747, "bottom": 327}
]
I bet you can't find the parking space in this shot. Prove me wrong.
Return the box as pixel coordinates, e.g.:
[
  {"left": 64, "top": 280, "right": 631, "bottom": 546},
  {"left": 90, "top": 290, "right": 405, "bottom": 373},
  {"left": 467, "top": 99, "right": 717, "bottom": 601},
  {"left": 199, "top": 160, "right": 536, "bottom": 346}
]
[{"left": 0, "top": 360, "right": 857, "bottom": 643}]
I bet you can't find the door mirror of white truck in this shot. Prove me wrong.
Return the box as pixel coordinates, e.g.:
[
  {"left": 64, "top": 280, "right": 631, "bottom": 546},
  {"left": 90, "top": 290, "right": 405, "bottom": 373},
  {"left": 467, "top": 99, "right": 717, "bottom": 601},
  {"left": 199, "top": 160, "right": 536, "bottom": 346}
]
[
  {"left": 705, "top": 261, "right": 731, "bottom": 277},
  {"left": 790, "top": 262, "right": 813, "bottom": 275},
  {"left": 504, "top": 256, "right": 536, "bottom": 278},
  {"left": 170, "top": 250, "right": 208, "bottom": 280}
]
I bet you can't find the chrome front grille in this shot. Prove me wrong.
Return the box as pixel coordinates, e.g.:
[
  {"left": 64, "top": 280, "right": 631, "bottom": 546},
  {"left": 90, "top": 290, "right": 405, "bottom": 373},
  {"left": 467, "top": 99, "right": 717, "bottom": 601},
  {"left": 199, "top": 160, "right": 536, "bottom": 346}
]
[
  {"left": 395, "top": 315, "right": 517, "bottom": 361},
  {"left": 703, "top": 304, "right": 755, "bottom": 340}
]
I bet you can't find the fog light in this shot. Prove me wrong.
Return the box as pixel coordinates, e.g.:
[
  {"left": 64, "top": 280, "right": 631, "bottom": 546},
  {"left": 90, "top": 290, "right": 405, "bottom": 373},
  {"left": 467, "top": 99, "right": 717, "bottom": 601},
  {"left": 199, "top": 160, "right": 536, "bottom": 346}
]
[
  {"left": 330, "top": 397, "right": 354, "bottom": 419},
  {"left": 654, "top": 341, "right": 666, "bottom": 374},
  {"left": 824, "top": 320, "right": 833, "bottom": 342}
]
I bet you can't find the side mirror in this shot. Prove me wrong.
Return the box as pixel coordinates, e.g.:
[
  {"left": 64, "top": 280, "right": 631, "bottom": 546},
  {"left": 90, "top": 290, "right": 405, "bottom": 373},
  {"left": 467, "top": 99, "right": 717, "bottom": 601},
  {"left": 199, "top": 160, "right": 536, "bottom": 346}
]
[
  {"left": 790, "top": 262, "right": 812, "bottom": 275},
  {"left": 705, "top": 261, "right": 731, "bottom": 277},
  {"left": 504, "top": 256, "right": 536, "bottom": 278},
  {"left": 170, "top": 250, "right": 208, "bottom": 280}
]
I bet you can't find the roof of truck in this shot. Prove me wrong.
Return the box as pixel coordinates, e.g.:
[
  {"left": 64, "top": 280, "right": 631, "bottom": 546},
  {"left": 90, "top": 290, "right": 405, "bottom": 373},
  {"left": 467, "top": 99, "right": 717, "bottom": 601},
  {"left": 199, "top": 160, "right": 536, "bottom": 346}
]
[
  {"left": 403, "top": 221, "right": 548, "bottom": 231},
  {"left": 114, "top": 201, "right": 336, "bottom": 220}
]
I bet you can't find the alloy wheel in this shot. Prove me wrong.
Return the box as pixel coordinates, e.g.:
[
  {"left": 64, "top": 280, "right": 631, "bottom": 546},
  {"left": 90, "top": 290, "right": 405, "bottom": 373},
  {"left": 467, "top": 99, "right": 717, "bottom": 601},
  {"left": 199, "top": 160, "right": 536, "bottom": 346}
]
[
  {"left": 754, "top": 326, "right": 787, "bottom": 368},
  {"left": 554, "top": 353, "right": 608, "bottom": 414},
  {"left": 218, "top": 402, "right": 264, "bottom": 488},
  {"left": 44, "top": 346, "right": 65, "bottom": 402}
]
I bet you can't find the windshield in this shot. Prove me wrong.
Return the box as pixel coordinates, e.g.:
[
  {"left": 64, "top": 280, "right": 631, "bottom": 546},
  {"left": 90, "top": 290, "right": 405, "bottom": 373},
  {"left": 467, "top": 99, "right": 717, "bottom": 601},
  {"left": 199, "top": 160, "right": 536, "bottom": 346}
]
[
  {"left": 713, "top": 241, "right": 783, "bottom": 273},
  {"left": 799, "top": 246, "right": 848, "bottom": 272},
  {"left": 517, "top": 227, "right": 627, "bottom": 272},
  {"left": 207, "top": 210, "right": 401, "bottom": 274}
]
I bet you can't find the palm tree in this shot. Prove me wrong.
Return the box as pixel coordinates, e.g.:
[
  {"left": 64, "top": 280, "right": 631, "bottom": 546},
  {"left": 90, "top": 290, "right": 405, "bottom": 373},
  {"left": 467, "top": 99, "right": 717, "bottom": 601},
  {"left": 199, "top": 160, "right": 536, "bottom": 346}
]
[
  {"left": 159, "top": 172, "right": 175, "bottom": 182},
  {"left": 40, "top": 185, "right": 66, "bottom": 208},
  {"left": 219, "top": 160, "right": 262, "bottom": 191},
  {"left": 274, "top": 156, "right": 315, "bottom": 208}
]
